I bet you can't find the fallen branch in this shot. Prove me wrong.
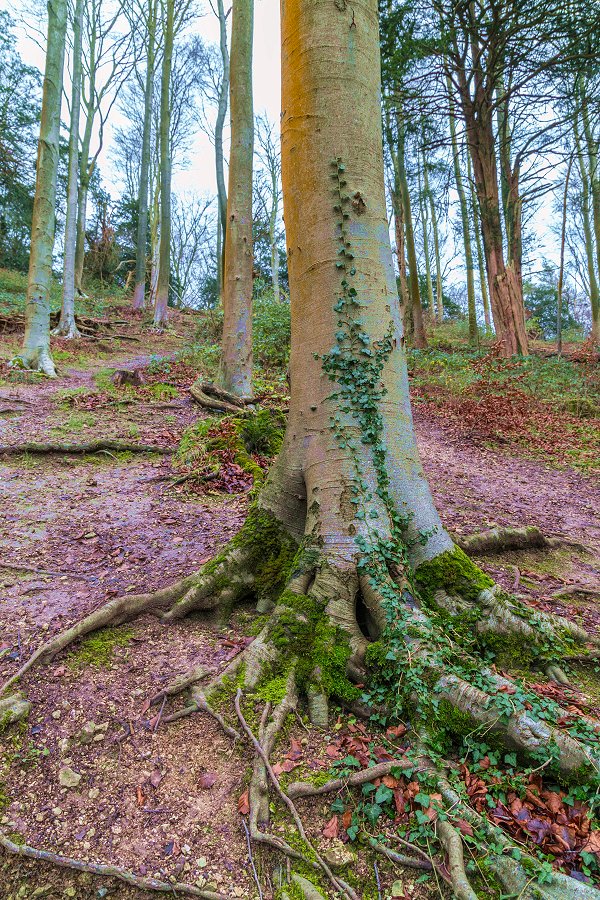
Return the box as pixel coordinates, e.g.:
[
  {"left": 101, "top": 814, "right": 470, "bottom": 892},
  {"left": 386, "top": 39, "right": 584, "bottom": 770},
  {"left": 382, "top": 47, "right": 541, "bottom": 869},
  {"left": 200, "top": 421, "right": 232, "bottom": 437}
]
[
  {"left": 287, "top": 759, "right": 412, "bottom": 799},
  {"left": 0, "top": 562, "right": 94, "bottom": 581},
  {"left": 0, "top": 441, "right": 173, "bottom": 456},
  {"left": 0, "top": 831, "right": 225, "bottom": 899},
  {"left": 368, "top": 837, "right": 432, "bottom": 872}
]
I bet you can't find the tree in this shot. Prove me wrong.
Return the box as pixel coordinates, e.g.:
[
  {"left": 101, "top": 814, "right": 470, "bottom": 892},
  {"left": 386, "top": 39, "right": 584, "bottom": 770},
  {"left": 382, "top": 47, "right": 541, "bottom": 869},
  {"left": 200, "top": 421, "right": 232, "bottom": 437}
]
[
  {"left": 255, "top": 114, "right": 283, "bottom": 303},
  {"left": 219, "top": 0, "right": 254, "bottom": 396},
  {"left": 0, "top": 12, "right": 42, "bottom": 272},
  {"left": 54, "top": 0, "right": 85, "bottom": 338},
  {"left": 5, "top": 2, "right": 598, "bottom": 895},
  {"left": 131, "top": 0, "right": 158, "bottom": 310},
  {"left": 170, "top": 193, "right": 213, "bottom": 308},
  {"left": 12, "top": 0, "right": 68, "bottom": 376},
  {"left": 153, "top": 0, "right": 174, "bottom": 327}
]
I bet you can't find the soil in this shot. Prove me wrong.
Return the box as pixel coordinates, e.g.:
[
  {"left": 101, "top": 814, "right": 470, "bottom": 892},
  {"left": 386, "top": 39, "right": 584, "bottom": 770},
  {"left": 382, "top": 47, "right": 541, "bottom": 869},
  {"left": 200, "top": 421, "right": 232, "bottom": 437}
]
[{"left": 0, "top": 317, "right": 598, "bottom": 900}]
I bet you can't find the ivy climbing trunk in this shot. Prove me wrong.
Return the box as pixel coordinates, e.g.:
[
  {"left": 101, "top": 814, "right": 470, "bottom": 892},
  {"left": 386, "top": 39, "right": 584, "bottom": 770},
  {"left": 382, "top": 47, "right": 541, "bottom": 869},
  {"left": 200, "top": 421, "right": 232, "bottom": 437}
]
[
  {"left": 154, "top": 0, "right": 174, "bottom": 329},
  {"left": 55, "top": 0, "right": 84, "bottom": 339},
  {"left": 132, "top": 0, "right": 157, "bottom": 311},
  {"left": 14, "top": 0, "right": 68, "bottom": 376},
  {"left": 219, "top": 0, "right": 254, "bottom": 397}
]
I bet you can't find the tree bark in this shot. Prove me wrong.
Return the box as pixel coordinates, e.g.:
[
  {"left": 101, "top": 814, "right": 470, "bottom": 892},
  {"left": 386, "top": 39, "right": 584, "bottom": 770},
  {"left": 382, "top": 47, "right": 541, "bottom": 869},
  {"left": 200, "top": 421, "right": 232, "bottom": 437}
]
[
  {"left": 153, "top": 0, "right": 174, "bottom": 328},
  {"left": 417, "top": 153, "right": 435, "bottom": 324},
  {"left": 132, "top": 0, "right": 157, "bottom": 311},
  {"left": 219, "top": 0, "right": 254, "bottom": 397},
  {"left": 55, "top": 0, "right": 84, "bottom": 339},
  {"left": 215, "top": 0, "right": 229, "bottom": 285},
  {"left": 457, "top": 82, "right": 528, "bottom": 355},
  {"left": 74, "top": 20, "right": 97, "bottom": 297},
  {"left": 422, "top": 144, "right": 443, "bottom": 324},
  {"left": 384, "top": 108, "right": 411, "bottom": 336},
  {"left": 447, "top": 77, "right": 477, "bottom": 342},
  {"left": 580, "top": 87, "right": 600, "bottom": 342},
  {"left": 265, "top": 0, "right": 447, "bottom": 567},
  {"left": 574, "top": 116, "right": 600, "bottom": 342},
  {"left": 14, "top": 0, "right": 68, "bottom": 376},
  {"left": 467, "top": 152, "right": 491, "bottom": 331},
  {"left": 396, "top": 104, "right": 426, "bottom": 348}
]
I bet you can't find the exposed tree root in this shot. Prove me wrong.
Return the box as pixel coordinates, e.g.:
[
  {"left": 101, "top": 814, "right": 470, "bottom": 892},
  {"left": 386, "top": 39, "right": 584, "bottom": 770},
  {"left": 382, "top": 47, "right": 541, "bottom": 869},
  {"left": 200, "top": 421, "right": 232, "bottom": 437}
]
[
  {"left": 9, "top": 348, "right": 57, "bottom": 378},
  {"left": 367, "top": 838, "right": 433, "bottom": 873},
  {"left": 0, "top": 831, "right": 226, "bottom": 898},
  {"left": 189, "top": 381, "right": 246, "bottom": 414},
  {"left": 0, "top": 440, "right": 173, "bottom": 456},
  {"left": 454, "top": 525, "right": 550, "bottom": 555}
]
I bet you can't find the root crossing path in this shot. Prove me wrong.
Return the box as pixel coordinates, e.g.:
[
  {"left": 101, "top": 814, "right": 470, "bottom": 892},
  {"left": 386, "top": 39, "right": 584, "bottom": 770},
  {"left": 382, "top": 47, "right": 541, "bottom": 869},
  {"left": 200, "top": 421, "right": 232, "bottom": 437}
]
[{"left": 0, "top": 350, "right": 599, "bottom": 898}]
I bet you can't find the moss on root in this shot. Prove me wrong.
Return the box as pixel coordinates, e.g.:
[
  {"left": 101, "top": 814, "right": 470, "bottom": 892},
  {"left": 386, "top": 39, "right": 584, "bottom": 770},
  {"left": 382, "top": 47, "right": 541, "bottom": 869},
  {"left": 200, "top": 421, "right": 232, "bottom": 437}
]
[{"left": 414, "top": 546, "right": 494, "bottom": 605}]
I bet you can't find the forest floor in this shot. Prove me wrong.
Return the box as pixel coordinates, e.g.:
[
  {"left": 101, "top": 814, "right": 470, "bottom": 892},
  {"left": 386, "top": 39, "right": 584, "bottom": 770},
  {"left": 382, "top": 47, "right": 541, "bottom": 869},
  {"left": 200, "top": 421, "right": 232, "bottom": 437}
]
[{"left": 0, "top": 299, "right": 599, "bottom": 900}]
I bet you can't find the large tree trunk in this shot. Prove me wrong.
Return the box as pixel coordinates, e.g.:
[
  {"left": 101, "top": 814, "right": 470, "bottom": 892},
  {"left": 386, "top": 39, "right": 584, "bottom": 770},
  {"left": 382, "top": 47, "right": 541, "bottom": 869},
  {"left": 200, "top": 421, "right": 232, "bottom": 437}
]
[
  {"left": 574, "top": 114, "right": 600, "bottom": 342},
  {"left": 14, "top": 0, "right": 68, "bottom": 376},
  {"left": 219, "top": 0, "right": 254, "bottom": 397},
  {"left": 54, "top": 0, "right": 84, "bottom": 340},
  {"left": 132, "top": 0, "right": 157, "bottom": 311},
  {"left": 153, "top": 0, "right": 174, "bottom": 329},
  {"left": 448, "top": 77, "right": 477, "bottom": 342}
]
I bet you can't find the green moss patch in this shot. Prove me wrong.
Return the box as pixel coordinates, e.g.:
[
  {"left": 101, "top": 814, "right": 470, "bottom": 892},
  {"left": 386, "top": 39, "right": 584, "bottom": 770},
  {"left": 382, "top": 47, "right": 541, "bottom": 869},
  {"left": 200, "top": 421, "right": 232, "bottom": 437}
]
[
  {"left": 67, "top": 626, "right": 134, "bottom": 670},
  {"left": 414, "top": 546, "right": 494, "bottom": 605}
]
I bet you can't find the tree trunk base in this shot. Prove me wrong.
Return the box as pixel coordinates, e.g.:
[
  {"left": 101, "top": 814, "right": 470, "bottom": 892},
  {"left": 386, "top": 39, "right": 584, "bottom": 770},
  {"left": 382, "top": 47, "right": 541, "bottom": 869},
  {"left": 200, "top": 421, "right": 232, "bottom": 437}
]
[{"left": 2, "top": 507, "right": 599, "bottom": 898}]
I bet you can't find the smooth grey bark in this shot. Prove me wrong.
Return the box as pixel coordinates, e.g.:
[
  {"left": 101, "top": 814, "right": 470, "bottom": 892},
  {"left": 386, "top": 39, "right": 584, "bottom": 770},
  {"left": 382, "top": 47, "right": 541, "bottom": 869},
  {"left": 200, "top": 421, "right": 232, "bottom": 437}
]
[
  {"left": 13, "top": 0, "right": 69, "bottom": 376},
  {"left": 214, "top": 0, "right": 229, "bottom": 294},
  {"left": 55, "top": 0, "right": 84, "bottom": 339},
  {"left": 153, "top": 0, "right": 174, "bottom": 327},
  {"left": 132, "top": 0, "right": 158, "bottom": 310}
]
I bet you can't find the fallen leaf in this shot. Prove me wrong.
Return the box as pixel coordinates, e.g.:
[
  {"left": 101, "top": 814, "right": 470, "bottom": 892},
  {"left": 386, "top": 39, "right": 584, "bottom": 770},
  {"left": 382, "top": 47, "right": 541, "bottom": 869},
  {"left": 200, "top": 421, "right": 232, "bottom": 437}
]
[
  {"left": 322, "top": 816, "right": 339, "bottom": 839},
  {"left": 238, "top": 790, "right": 250, "bottom": 815},
  {"left": 149, "top": 770, "right": 162, "bottom": 788}
]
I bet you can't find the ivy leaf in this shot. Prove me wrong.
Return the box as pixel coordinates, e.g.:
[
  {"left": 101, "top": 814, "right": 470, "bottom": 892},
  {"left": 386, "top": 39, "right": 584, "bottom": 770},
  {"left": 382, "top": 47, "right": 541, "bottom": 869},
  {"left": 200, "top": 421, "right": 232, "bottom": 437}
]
[
  {"left": 364, "top": 803, "right": 382, "bottom": 824},
  {"left": 374, "top": 784, "right": 394, "bottom": 805},
  {"left": 414, "top": 792, "right": 430, "bottom": 807},
  {"left": 346, "top": 824, "right": 359, "bottom": 841}
]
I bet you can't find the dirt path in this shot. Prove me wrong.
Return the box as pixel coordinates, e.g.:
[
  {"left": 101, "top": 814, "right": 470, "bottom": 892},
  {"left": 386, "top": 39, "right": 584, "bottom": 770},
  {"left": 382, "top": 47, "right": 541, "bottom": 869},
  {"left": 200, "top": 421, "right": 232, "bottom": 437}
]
[{"left": 0, "top": 349, "right": 598, "bottom": 899}]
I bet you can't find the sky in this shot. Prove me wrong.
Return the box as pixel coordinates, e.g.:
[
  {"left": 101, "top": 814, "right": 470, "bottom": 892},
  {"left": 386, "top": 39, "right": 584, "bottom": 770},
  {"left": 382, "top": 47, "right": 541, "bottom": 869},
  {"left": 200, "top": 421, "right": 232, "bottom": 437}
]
[{"left": 4, "top": 0, "right": 282, "bottom": 198}]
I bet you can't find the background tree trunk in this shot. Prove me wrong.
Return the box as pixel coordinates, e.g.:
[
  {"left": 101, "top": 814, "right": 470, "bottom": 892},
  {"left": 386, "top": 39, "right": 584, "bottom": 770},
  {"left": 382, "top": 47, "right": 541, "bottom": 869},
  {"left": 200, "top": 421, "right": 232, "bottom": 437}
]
[
  {"left": 15, "top": 0, "right": 68, "bottom": 376},
  {"left": 132, "top": 0, "right": 157, "bottom": 311},
  {"left": 219, "top": 0, "right": 254, "bottom": 397},
  {"left": 215, "top": 0, "right": 229, "bottom": 297},
  {"left": 468, "top": 152, "right": 491, "bottom": 331},
  {"left": 396, "top": 106, "right": 426, "bottom": 348},
  {"left": 448, "top": 78, "right": 477, "bottom": 342},
  {"left": 153, "top": 0, "right": 174, "bottom": 328},
  {"left": 55, "top": 0, "right": 84, "bottom": 339},
  {"left": 574, "top": 115, "right": 600, "bottom": 342}
]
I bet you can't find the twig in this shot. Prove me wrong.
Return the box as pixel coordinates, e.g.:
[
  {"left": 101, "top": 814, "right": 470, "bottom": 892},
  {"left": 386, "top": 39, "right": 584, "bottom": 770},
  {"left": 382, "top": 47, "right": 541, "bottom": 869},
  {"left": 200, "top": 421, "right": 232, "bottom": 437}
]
[
  {"left": 374, "top": 858, "right": 382, "bottom": 900},
  {"left": 153, "top": 696, "right": 166, "bottom": 732},
  {"left": 0, "top": 562, "right": 94, "bottom": 581},
  {"left": 234, "top": 690, "right": 358, "bottom": 900},
  {"left": 287, "top": 759, "right": 412, "bottom": 799},
  {"left": 368, "top": 837, "right": 432, "bottom": 872},
  {"left": 0, "top": 831, "right": 226, "bottom": 898},
  {"left": 242, "top": 818, "right": 263, "bottom": 900}
]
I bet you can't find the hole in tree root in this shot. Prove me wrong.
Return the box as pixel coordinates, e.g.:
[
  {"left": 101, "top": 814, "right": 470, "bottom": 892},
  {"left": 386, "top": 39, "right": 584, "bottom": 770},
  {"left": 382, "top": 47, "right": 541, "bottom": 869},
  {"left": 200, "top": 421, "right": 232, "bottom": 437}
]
[{"left": 355, "top": 590, "right": 380, "bottom": 641}]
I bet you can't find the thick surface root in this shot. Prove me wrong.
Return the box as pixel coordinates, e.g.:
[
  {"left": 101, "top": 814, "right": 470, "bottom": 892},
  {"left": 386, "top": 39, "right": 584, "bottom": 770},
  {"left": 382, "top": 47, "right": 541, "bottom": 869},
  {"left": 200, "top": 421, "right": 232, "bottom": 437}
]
[
  {"left": 0, "top": 440, "right": 174, "bottom": 456},
  {"left": 454, "top": 524, "right": 549, "bottom": 555}
]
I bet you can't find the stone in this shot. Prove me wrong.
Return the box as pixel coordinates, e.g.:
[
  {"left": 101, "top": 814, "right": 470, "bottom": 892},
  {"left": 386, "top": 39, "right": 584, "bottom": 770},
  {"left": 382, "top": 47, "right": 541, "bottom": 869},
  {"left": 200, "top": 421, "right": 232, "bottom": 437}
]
[
  {"left": 88, "top": 788, "right": 100, "bottom": 800},
  {"left": 322, "top": 840, "right": 356, "bottom": 869},
  {"left": 0, "top": 693, "right": 30, "bottom": 729},
  {"left": 58, "top": 767, "right": 81, "bottom": 789}
]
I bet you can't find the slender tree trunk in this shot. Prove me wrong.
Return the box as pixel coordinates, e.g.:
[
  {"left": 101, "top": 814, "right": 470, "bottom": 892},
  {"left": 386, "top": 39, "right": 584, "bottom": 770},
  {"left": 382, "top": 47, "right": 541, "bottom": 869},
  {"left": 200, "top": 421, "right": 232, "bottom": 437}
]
[
  {"left": 154, "top": 0, "right": 174, "bottom": 328},
  {"left": 269, "top": 169, "right": 281, "bottom": 303},
  {"left": 149, "top": 185, "right": 160, "bottom": 307},
  {"left": 54, "top": 0, "right": 84, "bottom": 339},
  {"left": 132, "top": 0, "right": 157, "bottom": 311},
  {"left": 447, "top": 78, "right": 477, "bottom": 342},
  {"left": 468, "top": 152, "right": 491, "bottom": 331},
  {"left": 74, "top": 27, "right": 97, "bottom": 297},
  {"left": 462, "top": 106, "right": 528, "bottom": 355},
  {"left": 423, "top": 151, "right": 443, "bottom": 324},
  {"left": 574, "top": 114, "right": 600, "bottom": 342},
  {"left": 417, "top": 152, "right": 435, "bottom": 324},
  {"left": 396, "top": 106, "right": 426, "bottom": 348},
  {"left": 384, "top": 108, "right": 411, "bottom": 335},
  {"left": 14, "top": 0, "right": 68, "bottom": 376},
  {"left": 219, "top": 0, "right": 254, "bottom": 397},
  {"left": 557, "top": 155, "right": 574, "bottom": 357},
  {"left": 581, "top": 89, "right": 600, "bottom": 343},
  {"left": 215, "top": 0, "right": 229, "bottom": 283}
]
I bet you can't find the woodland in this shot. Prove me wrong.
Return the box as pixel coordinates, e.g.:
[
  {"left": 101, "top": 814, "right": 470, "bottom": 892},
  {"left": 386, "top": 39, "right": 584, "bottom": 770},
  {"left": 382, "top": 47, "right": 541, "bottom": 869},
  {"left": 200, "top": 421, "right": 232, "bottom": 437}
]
[{"left": 0, "top": 0, "right": 599, "bottom": 898}]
